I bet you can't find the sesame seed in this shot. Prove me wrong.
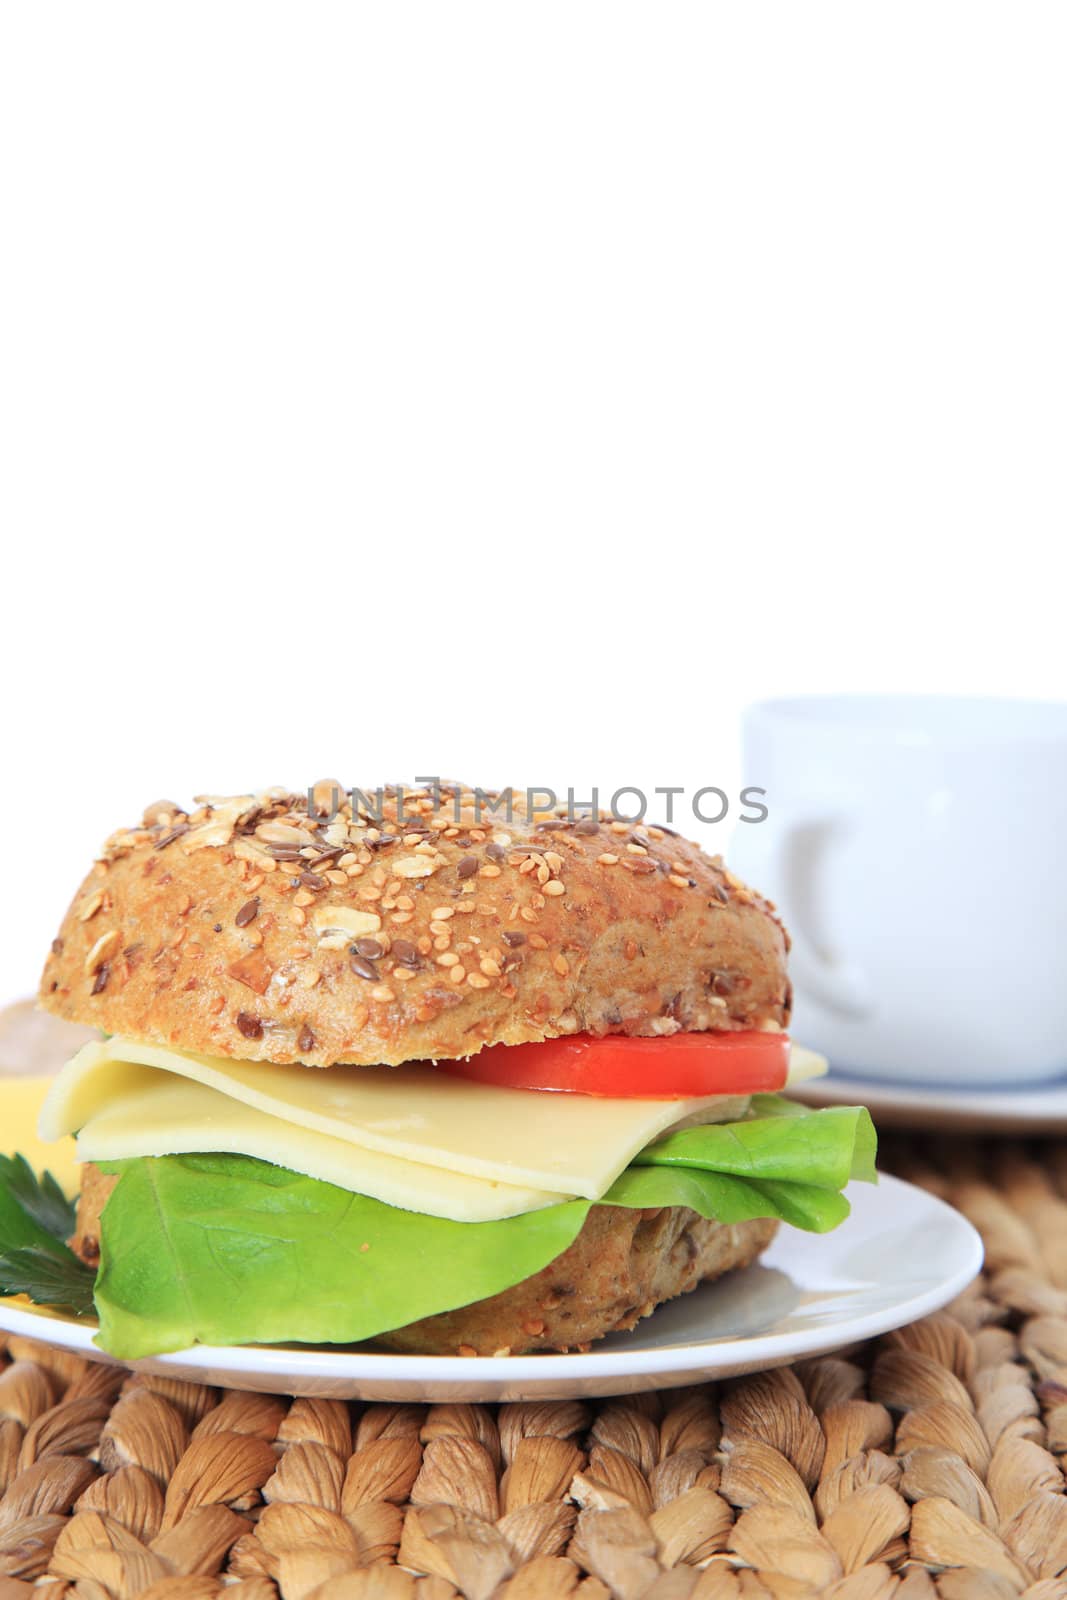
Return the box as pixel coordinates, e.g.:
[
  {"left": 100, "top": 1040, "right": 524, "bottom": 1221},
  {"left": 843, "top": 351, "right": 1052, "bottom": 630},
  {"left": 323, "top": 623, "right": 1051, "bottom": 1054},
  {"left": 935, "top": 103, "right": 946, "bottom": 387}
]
[
  {"left": 300, "top": 968, "right": 322, "bottom": 989},
  {"left": 668, "top": 873, "right": 690, "bottom": 889},
  {"left": 543, "top": 880, "right": 566, "bottom": 897},
  {"left": 292, "top": 889, "right": 315, "bottom": 908},
  {"left": 449, "top": 965, "right": 467, "bottom": 985},
  {"left": 370, "top": 984, "right": 395, "bottom": 1002},
  {"left": 467, "top": 972, "right": 490, "bottom": 989},
  {"left": 598, "top": 853, "right": 619, "bottom": 866},
  {"left": 478, "top": 863, "right": 502, "bottom": 879},
  {"left": 479, "top": 957, "right": 502, "bottom": 977},
  {"left": 553, "top": 955, "right": 569, "bottom": 977},
  {"left": 432, "top": 905, "right": 455, "bottom": 920},
  {"left": 528, "top": 932, "right": 549, "bottom": 950},
  {"left": 290, "top": 906, "right": 307, "bottom": 927}
]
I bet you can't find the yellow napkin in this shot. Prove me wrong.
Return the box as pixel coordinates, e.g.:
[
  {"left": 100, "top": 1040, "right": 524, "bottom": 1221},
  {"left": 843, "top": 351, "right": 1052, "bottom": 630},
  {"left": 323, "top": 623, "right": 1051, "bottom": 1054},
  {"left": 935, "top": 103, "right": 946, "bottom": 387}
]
[{"left": 1, "top": 1076, "right": 80, "bottom": 1197}]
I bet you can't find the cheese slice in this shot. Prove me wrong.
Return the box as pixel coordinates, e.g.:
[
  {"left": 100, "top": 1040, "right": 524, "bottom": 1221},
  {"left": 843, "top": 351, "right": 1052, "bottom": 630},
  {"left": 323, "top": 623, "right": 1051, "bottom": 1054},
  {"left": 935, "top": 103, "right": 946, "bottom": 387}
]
[
  {"left": 40, "top": 1037, "right": 751, "bottom": 1204},
  {"left": 786, "top": 1045, "right": 828, "bottom": 1084},
  {"left": 37, "top": 1036, "right": 826, "bottom": 1223},
  {"left": 72, "top": 1075, "right": 565, "bottom": 1221}
]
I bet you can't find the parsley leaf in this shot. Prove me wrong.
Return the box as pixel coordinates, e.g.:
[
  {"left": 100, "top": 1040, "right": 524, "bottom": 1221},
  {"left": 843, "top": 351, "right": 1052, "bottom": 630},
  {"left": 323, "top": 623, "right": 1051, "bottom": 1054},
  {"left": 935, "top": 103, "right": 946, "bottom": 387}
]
[{"left": 0, "top": 1154, "right": 96, "bottom": 1317}]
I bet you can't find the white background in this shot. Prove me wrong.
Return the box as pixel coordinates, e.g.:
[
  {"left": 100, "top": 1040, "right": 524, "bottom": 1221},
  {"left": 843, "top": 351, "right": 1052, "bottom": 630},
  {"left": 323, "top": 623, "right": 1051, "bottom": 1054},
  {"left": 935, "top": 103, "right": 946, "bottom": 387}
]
[{"left": 1, "top": 4, "right": 1064, "bottom": 1004}]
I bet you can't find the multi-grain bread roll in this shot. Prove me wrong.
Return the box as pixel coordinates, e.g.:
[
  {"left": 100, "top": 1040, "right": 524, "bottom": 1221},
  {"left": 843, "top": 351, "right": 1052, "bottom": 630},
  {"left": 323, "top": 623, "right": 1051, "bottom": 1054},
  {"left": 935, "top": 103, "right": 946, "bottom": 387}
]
[
  {"left": 40, "top": 783, "right": 790, "bottom": 1066},
  {"left": 32, "top": 782, "right": 864, "bottom": 1364}
]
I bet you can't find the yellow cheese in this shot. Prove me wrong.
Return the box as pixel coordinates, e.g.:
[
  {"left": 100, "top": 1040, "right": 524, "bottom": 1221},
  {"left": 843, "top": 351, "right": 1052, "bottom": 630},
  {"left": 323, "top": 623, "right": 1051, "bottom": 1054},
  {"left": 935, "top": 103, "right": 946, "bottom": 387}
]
[
  {"left": 73, "top": 1075, "right": 565, "bottom": 1221},
  {"left": 35, "top": 1037, "right": 825, "bottom": 1223},
  {"left": 786, "top": 1045, "right": 828, "bottom": 1083},
  {"left": 40, "top": 1037, "right": 751, "bottom": 1203},
  {"left": 1, "top": 1076, "right": 80, "bottom": 1197}
]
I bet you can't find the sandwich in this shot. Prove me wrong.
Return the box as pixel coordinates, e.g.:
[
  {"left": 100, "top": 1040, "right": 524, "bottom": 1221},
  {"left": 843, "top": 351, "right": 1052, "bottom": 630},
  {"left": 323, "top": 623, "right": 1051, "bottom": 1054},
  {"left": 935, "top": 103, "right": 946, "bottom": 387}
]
[{"left": 17, "top": 783, "right": 874, "bottom": 1359}]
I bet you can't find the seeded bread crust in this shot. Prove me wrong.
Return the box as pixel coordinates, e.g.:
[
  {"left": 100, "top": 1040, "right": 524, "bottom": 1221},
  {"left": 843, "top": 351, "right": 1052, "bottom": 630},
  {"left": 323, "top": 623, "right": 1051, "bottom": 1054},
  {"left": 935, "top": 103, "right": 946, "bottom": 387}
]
[
  {"left": 69, "top": 1166, "right": 777, "bottom": 1355},
  {"left": 40, "top": 783, "right": 790, "bottom": 1068}
]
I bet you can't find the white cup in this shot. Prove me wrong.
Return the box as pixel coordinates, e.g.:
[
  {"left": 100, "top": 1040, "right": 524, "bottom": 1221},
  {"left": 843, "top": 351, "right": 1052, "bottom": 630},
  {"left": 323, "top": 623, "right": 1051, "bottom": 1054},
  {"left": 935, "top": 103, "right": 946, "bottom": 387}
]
[{"left": 728, "top": 695, "right": 1067, "bottom": 1087}]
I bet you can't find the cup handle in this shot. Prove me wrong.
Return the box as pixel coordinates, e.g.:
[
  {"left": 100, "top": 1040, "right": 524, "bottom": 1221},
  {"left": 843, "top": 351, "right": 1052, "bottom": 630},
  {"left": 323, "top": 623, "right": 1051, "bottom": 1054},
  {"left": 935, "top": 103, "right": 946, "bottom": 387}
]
[{"left": 737, "top": 806, "right": 876, "bottom": 1020}]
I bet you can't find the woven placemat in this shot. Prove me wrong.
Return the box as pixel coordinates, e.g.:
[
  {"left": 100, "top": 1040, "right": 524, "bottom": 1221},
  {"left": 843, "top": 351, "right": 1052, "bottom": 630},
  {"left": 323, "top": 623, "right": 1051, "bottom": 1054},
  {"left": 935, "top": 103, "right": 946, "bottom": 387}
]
[{"left": 3, "top": 1135, "right": 1067, "bottom": 1600}]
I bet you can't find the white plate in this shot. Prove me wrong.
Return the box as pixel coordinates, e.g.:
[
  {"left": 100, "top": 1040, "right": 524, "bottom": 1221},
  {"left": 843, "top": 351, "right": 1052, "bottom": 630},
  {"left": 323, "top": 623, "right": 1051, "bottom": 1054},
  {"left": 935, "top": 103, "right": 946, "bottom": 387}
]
[
  {"left": 793, "top": 1068, "right": 1067, "bottom": 1133},
  {"left": 0, "top": 1175, "right": 981, "bottom": 1401}
]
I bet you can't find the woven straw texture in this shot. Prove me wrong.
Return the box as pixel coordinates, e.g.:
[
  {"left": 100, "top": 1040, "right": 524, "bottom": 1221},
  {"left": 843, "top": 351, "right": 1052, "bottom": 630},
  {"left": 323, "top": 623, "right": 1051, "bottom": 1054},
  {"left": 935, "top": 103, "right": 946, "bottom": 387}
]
[{"left": 3, "top": 1136, "right": 1067, "bottom": 1599}]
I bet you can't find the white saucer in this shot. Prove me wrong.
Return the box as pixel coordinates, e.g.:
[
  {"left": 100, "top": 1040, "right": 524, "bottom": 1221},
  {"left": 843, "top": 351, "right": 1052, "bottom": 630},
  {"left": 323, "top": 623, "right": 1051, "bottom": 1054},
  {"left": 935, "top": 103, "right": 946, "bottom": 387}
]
[
  {"left": 793, "top": 1069, "right": 1067, "bottom": 1133},
  {"left": 0, "top": 1175, "right": 982, "bottom": 1401}
]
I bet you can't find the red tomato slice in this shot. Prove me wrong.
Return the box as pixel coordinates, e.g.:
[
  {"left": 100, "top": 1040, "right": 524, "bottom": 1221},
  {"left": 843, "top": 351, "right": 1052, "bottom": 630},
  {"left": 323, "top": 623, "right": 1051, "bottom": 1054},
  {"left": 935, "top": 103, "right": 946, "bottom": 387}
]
[{"left": 436, "top": 1031, "right": 790, "bottom": 1099}]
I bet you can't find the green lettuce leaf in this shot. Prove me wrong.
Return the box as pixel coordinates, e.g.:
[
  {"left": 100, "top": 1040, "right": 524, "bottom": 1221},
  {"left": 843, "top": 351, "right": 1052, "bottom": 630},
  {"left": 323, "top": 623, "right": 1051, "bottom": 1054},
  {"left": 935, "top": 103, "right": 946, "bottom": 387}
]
[
  {"left": 637, "top": 1101, "right": 877, "bottom": 1190},
  {"left": 92, "top": 1100, "right": 876, "bottom": 1359},
  {"left": 602, "top": 1164, "right": 852, "bottom": 1233},
  {"left": 93, "top": 1153, "right": 593, "bottom": 1359}
]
